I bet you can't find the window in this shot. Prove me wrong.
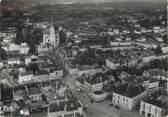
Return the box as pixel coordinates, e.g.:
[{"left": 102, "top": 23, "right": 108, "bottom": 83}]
[
  {"left": 155, "top": 110, "right": 157, "bottom": 115},
  {"left": 155, "top": 108, "right": 157, "bottom": 112},
  {"left": 123, "top": 98, "right": 125, "bottom": 101}
]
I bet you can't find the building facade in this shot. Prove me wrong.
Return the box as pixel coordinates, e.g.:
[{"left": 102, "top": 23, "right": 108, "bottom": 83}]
[
  {"left": 140, "top": 101, "right": 166, "bottom": 117},
  {"left": 112, "top": 91, "right": 147, "bottom": 110}
]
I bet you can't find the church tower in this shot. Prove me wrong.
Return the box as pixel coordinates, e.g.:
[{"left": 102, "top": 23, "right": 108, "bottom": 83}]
[
  {"left": 49, "top": 22, "right": 56, "bottom": 47},
  {"left": 42, "top": 19, "right": 59, "bottom": 47},
  {"left": 49, "top": 20, "right": 60, "bottom": 47}
]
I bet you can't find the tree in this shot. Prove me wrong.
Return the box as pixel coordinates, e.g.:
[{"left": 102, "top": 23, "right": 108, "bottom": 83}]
[
  {"left": 163, "top": 34, "right": 167, "bottom": 44},
  {"left": 0, "top": 48, "right": 7, "bottom": 60},
  {"left": 154, "top": 45, "right": 163, "bottom": 55},
  {"left": 59, "top": 30, "right": 67, "bottom": 45}
]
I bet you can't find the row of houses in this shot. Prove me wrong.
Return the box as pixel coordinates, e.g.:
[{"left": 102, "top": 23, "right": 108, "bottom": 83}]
[
  {"left": 68, "top": 65, "right": 103, "bottom": 78},
  {"left": 18, "top": 70, "right": 63, "bottom": 84}
]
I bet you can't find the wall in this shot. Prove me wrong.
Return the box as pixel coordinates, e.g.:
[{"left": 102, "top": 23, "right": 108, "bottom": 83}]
[
  {"left": 140, "top": 101, "right": 165, "bottom": 117},
  {"left": 112, "top": 92, "right": 133, "bottom": 110}
]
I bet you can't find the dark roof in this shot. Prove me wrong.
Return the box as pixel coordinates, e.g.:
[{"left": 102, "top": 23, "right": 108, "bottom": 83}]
[
  {"left": 114, "top": 83, "right": 145, "bottom": 98},
  {"left": 36, "top": 70, "right": 48, "bottom": 76},
  {"left": 143, "top": 91, "right": 168, "bottom": 110}
]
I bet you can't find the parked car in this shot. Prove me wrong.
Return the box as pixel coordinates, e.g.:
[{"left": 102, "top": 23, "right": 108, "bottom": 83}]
[{"left": 115, "top": 106, "right": 120, "bottom": 109}]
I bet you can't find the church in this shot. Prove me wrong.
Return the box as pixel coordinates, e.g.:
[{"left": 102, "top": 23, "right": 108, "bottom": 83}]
[
  {"left": 42, "top": 22, "right": 60, "bottom": 47},
  {"left": 38, "top": 21, "right": 60, "bottom": 54}
]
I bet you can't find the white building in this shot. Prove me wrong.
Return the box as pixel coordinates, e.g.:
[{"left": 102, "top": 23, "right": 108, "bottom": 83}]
[
  {"left": 84, "top": 81, "right": 103, "bottom": 93},
  {"left": 2, "top": 42, "right": 29, "bottom": 54},
  {"left": 20, "top": 43, "right": 30, "bottom": 54},
  {"left": 7, "top": 58, "right": 21, "bottom": 65},
  {"left": 18, "top": 72, "right": 34, "bottom": 84},
  {"left": 140, "top": 93, "right": 167, "bottom": 117},
  {"left": 69, "top": 68, "right": 79, "bottom": 78},
  {"left": 161, "top": 46, "right": 168, "bottom": 54},
  {"left": 112, "top": 84, "right": 147, "bottom": 110},
  {"left": 68, "top": 65, "right": 103, "bottom": 78},
  {"left": 106, "top": 59, "right": 119, "bottom": 69},
  {"left": 2, "top": 43, "right": 19, "bottom": 51},
  {"left": 50, "top": 70, "right": 63, "bottom": 79}
]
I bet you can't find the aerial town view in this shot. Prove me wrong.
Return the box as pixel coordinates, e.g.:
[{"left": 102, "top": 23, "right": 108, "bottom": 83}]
[{"left": 0, "top": 0, "right": 167, "bottom": 117}]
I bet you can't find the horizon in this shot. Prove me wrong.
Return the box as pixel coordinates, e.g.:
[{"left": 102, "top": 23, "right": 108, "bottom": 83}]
[{"left": 1, "top": 0, "right": 166, "bottom": 4}]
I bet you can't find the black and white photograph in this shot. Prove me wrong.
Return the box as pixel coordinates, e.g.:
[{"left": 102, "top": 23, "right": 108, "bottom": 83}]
[{"left": 0, "top": 0, "right": 167, "bottom": 117}]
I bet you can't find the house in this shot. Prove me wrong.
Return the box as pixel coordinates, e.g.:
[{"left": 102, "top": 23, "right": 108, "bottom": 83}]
[
  {"left": 50, "top": 70, "right": 63, "bottom": 79},
  {"left": 161, "top": 46, "right": 168, "bottom": 54},
  {"left": 37, "top": 44, "right": 50, "bottom": 54},
  {"left": 68, "top": 65, "right": 103, "bottom": 78},
  {"left": 110, "top": 41, "right": 133, "bottom": 47},
  {"left": 26, "top": 83, "right": 42, "bottom": 101},
  {"left": 18, "top": 72, "right": 34, "bottom": 84},
  {"left": 75, "top": 77, "right": 86, "bottom": 91},
  {"left": 13, "top": 85, "right": 27, "bottom": 100},
  {"left": 19, "top": 43, "right": 30, "bottom": 54},
  {"left": 25, "top": 56, "right": 32, "bottom": 65},
  {"left": 34, "top": 70, "right": 49, "bottom": 82},
  {"left": 7, "top": 58, "right": 21, "bottom": 65},
  {"left": 78, "top": 66, "right": 102, "bottom": 77},
  {"left": 75, "top": 73, "right": 109, "bottom": 93},
  {"left": 106, "top": 59, "right": 119, "bottom": 69},
  {"left": 2, "top": 43, "right": 19, "bottom": 52},
  {"left": 84, "top": 80, "right": 103, "bottom": 93},
  {"left": 112, "top": 82, "right": 147, "bottom": 110},
  {"left": 49, "top": 98, "right": 83, "bottom": 117},
  {"left": 153, "top": 26, "right": 160, "bottom": 33},
  {"left": 142, "top": 78, "right": 159, "bottom": 89},
  {"left": 143, "top": 69, "right": 167, "bottom": 80},
  {"left": 69, "top": 68, "right": 79, "bottom": 78},
  {"left": 140, "top": 91, "right": 167, "bottom": 117}
]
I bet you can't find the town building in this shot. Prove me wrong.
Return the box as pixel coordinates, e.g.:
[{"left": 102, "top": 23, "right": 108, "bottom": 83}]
[
  {"left": 112, "top": 82, "right": 147, "bottom": 110},
  {"left": 18, "top": 71, "right": 34, "bottom": 84},
  {"left": 75, "top": 72, "right": 109, "bottom": 93},
  {"left": 140, "top": 90, "right": 167, "bottom": 117}
]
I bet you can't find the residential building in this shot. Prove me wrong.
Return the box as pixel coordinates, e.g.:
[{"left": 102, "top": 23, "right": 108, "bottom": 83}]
[
  {"left": 18, "top": 72, "right": 34, "bottom": 84},
  {"left": 50, "top": 70, "right": 63, "bottom": 79},
  {"left": 75, "top": 73, "right": 109, "bottom": 93},
  {"left": 7, "top": 58, "right": 21, "bottom": 65},
  {"left": 106, "top": 59, "right": 119, "bottom": 69},
  {"left": 20, "top": 43, "right": 30, "bottom": 54},
  {"left": 140, "top": 91, "right": 167, "bottom": 117},
  {"left": 112, "top": 83, "right": 147, "bottom": 110}
]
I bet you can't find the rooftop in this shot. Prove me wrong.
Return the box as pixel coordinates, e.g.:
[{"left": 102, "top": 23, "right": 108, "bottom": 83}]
[
  {"left": 114, "top": 82, "right": 146, "bottom": 98},
  {"left": 20, "top": 71, "right": 33, "bottom": 76},
  {"left": 85, "top": 72, "right": 109, "bottom": 85},
  {"left": 143, "top": 91, "right": 168, "bottom": 110}
]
